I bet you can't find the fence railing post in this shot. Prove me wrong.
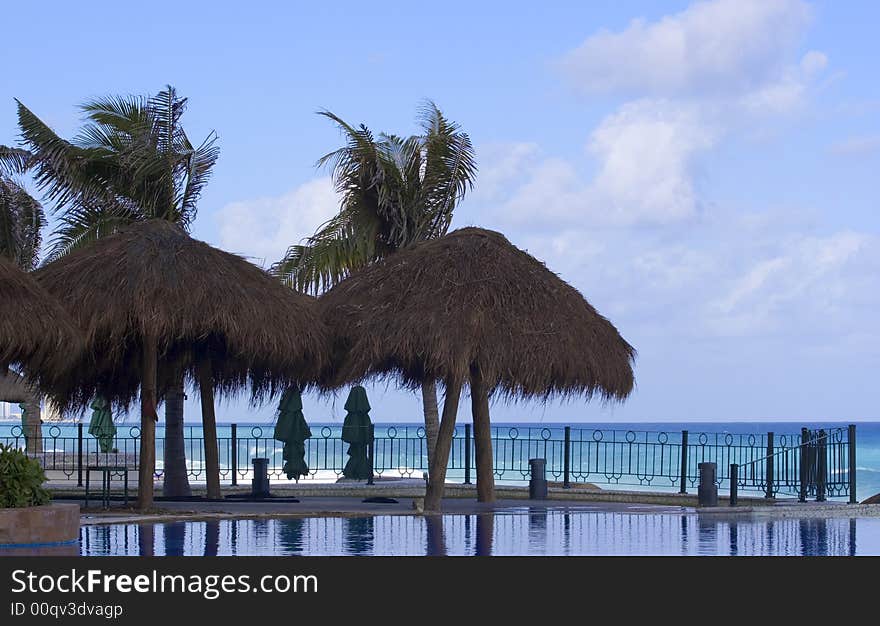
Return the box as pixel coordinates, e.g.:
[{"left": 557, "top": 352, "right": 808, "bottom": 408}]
[
  {"left": 848, "top": 424, "right": 857, "bottom": 504},
  {"left": 77, "top": 422, "right": 84, "bottom": 487},
  {"left": 464, "top": 424, "right": 472, "bottom": 485},
  {"left": 563, "top": 426, "right": 571, "bottom": 489},
  {"left": 230, "top": 423, "right": 238, "bottom": 486},
  {"left": 816, "top": 429, "right": 827, "bottom": 502},
  {"left": 799, "top": 427, "right": 809, "bottom": 503},
  {"left": 679, "top": 430, "right": 689, "bottom": 494},
  {"left": 367, "top": 423, "right": 375, "bottom": 486},
  {"left": 765, "top": 431, "right": 774, "bottom": 499},
  {"left": 730, "top": 463, "right": 738, "bottom": 507}
]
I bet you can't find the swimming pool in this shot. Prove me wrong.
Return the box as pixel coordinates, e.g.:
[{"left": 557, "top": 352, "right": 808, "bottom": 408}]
[{"left": 76, "top": 508, "right": 880, "bottom": 556}]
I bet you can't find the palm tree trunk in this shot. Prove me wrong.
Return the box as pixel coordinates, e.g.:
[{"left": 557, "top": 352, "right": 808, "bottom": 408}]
[
  {"left": 198, "top": 358, "right": 222, "bottom": 499},
  {"left": 137, "top": 333, "right": 158, "bottom": 510},
  {"left": 423, "top": 377, "right": 463, "bottom": 512},
  {"left": 162, "top": 374, "right": 191, "bottom": 497},
  {"left": 421, "top": 379, "right": 440, "bottom": 467},
  {"left": 470, "top": 365, "right": 495, "bottom": 503}
]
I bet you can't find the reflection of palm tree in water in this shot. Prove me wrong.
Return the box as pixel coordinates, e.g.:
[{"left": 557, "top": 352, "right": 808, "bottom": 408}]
[
  {"left": 425, "top": 515, "right": 446, "bottom": 556},
  {"left": 164, "top": 522, "right": 187, "bottom": 556},
  {"left": 203, "top": 520, "right": 220, "bottom": 556},
  {"left": 476, "top": 513, "right": 494, "bottom": 556},
  {"left": 344, "top": 517, "right": 374, "bottom": 555},
  {"left": 138, "top": 525, "right": 155, "bottom": 557}
]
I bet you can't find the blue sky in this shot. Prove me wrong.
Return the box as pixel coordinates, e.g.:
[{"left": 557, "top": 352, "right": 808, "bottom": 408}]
[{"left": 3, "top": 0, "right": 879, "bottom": 424}]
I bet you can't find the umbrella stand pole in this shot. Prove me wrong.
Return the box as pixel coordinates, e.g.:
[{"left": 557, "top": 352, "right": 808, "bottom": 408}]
[
  {"left": 470, "top": 366, "right": 495, "bottom": 503},
  {"left": 137, "top": 332, "right": 158, "bottom": 510},
  {"left": 421, "top": 379, "right": 440, "bottom": 468},
  {"left": 424, "top": 377, "right": 463, "bottom": 512},
  {"left": 198, "top": 358, "right": 222, "bottom": 499}
]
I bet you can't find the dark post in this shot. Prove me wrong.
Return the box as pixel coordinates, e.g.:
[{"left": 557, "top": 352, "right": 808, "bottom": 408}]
[
  {"left": 697, "top": 462, "right": 718, "bottom": 507},
  {"left": 799, "top": 427, "right": 809, "bottom": 503},
  {"left": 679, "top": 430, "right": 689, "bottom": 494},
  {"left": 563, "top": 426, "right": 571, "bottom": 489},
  {"left": 529, "top": 458, "right": 548, "bottom": 500},
  {"left": 848, "top": 424, "right": 857, "bottom": 504},
  {"left": 816, "top": 429, "right": 827, "bottom": 502},
  {"left": 464, "top": 423, "right": 472, "bottom": 485},
  {"left": 367, "top": 423, "right": 375, "bottom": 486},
  {"left": 765, "top": 431, "right": 774, "bottom": 499},
  {"left": 77, "top": 422, "right": 84, "bottom": 487},
  {"left": 251, "top": 458, "right": 269, "bottom": 498},
  {"left": 730, "top": 464, "right": 738, "bottom": 507},
  {"left": 230, "top": 423, "right": 238, "bottom": 487}
]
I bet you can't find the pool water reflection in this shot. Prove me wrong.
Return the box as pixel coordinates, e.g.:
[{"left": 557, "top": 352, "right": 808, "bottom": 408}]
[{"left": 78, "top": 508, "right": 880, "bottom": 556}]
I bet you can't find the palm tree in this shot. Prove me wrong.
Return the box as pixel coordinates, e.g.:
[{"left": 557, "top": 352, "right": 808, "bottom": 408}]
[
  {"left": 273, "top": 101, "right": 476, "bottom": 466},
  {"left": 9, "top": 87, "right": 219, "bottom": 496},
  {"left": 0, "top": 148, "right": 46, "bottom": 453}
]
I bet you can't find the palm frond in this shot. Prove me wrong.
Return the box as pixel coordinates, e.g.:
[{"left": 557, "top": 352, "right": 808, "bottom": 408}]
[
  {"left": 276, "top": 102, "right": 477, "bottom": 295},
  {"left": 16, "top": 100, "right": 120, "bottom": 213},
  {"left": 0, "top": 176, "right": 45, "bottom": 269},
  {"left": 177, "top": 130, "right": 220, "bottom": 227},
  {"left": 0, "top": 146, "right": 34, "bottom": 176},
  {"left": 272, "top": 208, "right": 380, "bottom": 293},
  {"left": 45, "top": 202, "right": 138, "bottom": 262}
]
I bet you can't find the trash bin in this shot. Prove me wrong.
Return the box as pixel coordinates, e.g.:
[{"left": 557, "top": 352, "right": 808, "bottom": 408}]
[
  {"left": 529, "top": 458, "right": 548, "bottom": 500},
  {"left": 252, "top": 457, "right": 270, "bottom": 498},
  {"left": 697, "top": 462, "right": 718, "bottom": 507}
]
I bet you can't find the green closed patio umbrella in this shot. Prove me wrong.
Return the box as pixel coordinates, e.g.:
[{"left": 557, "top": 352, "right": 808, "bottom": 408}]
[
  {"left": 273, "top": 387, "right": 311, "bottom": 480},
  {"left": 88, "top": 396, "right": 116, "bottom": 453},
  {"left": 341, "top": 385, "right": 373, "bottom": 480}
]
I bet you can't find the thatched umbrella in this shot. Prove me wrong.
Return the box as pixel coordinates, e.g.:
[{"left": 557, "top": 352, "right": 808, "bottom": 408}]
[
  {"left": 34, "top": 220, "right": 328, "bottom": 508},
  {"left": 0, "top": 255, "right": 81, "bottom": 374},
  {"left": 320, "top": 227, "right": 635, "bottom": 511},
  {"left": 0, "top": 256, "right": 82, "bottom": 454}
]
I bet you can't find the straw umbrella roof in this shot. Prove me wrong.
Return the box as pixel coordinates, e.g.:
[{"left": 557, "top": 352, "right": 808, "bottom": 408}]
[
  {"left": 0, "top": 255, "right": 81, "bottom": 375},
  {"left": 320, "top": 227, "right": 635, "bottom": 400},
  {"left": 33, "top": 219, "right": 329, "bottom": 408}
]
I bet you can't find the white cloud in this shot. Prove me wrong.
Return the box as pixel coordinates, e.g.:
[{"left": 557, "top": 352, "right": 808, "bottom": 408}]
[
  {"left": 560, "top": 0, "right": 812, "bottom": 97},
  {"left": 215, "top": 177, "right": 339, "bottom": 266},
  {"left": 489, "top": 1, "right": 829, "bottom": 230},
  {"left": 707, "top": 231, "right": 872, "bottom": 335},
  {"left": 479, "top": 101, "right": 718, "bottom": 226},
  {"left": 474, "top": 142, "right": 540, "bottom": 200},
  {"left": 588, "top": 100, "right": 718, "bottom": 223},
  {"left": 509, "top": 214, "right": 879, "bottom": 351}
]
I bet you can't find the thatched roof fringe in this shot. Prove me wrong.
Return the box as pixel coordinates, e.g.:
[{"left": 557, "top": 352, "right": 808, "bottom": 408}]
[{"left": 319, "top": 227, "right": 635, "bottom": 401}]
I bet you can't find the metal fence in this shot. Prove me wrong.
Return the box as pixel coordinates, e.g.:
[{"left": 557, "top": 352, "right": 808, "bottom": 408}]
[
  {"left": 1, "top": 423, "right": 856, "bottom": 501},
  {"left": 729, "top": 426, "right": 856, "bottom": 505}
]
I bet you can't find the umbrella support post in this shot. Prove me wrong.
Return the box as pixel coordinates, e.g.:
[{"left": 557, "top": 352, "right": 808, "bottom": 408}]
[
  {"left": 470, "top": 367, "right": 495, "bottom": 503},
  {"left": 198, "top": 359, "right": 222, "bottom": 500},
  {"left": 424, "top": 378, "right": 463, "bottom": 512},
  {"left": 137, "top": 332, "right": 158, "bottom": 510}
]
